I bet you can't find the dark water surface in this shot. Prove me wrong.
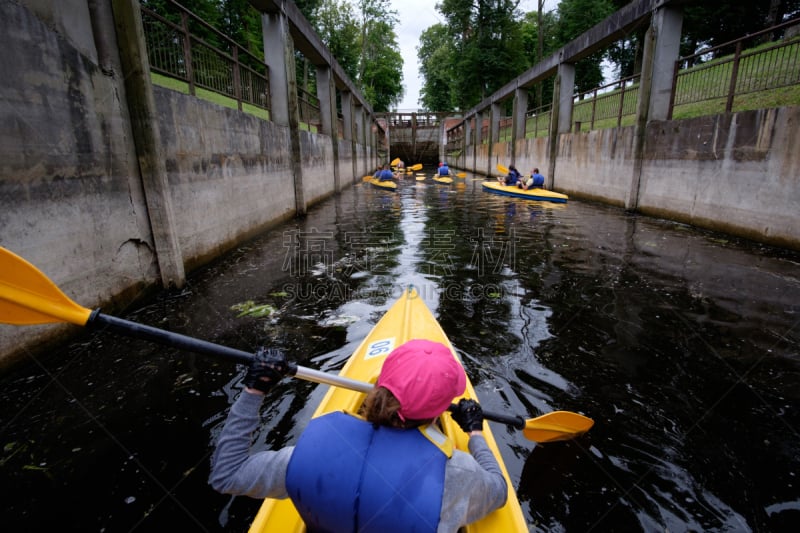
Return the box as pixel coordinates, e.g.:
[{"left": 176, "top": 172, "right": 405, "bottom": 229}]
[{"left": 2, "top": 176, "right": 800, "bottom": 532}]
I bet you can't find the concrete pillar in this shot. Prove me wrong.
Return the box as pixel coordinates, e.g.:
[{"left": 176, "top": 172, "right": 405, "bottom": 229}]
[
  {"left": 648, "top": 6, "right": 684, "bottom": 121},
  {"left": 111, "top": 0, "right": 185, "bottom": 288},
  {"left": 464, "top": 118, "right": 473, "bottom": 172},
  {"left": 355, "top": 104, "right": 364, "bottom": 176},
  {"left": 341, "top": 91, "right": 357, "bottom": 180},
  {"left": 489, "top": 102, "right": 501, "bottom": 175},
  {"left": 556, "top": 61, "right": 576, "bottom": 134},
  {"left": 512, "top": 87, "right": 528, "bottom": 162},
  {"left": 262, "top": 14, "right": 289, "bottom": 126},
  {"left": 627, "top": 12, "right": 660, "bottom": 211},
  {"left": 546, "top": 60, "right": 575, "bottom": 189},
  {"left": 262, "top": 10, "right": 305, "bottom": 214},
  {"left": 474, "top": 111, "right": 483, "bottom": 174},
  {"left": 316, "top": 65, "right": 340, "bottom": 192},
  {"left": 439, "top": 120, "right": 447, "bottom": 164}
]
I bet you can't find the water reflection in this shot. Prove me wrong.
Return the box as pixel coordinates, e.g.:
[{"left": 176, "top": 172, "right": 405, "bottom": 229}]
[{"left": 1, "top": 176, "right": 799, "bottom": 532}]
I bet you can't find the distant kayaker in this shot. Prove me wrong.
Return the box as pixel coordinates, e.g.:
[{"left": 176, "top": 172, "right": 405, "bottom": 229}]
[
  {"left": 438, "top": 162, "right": 450, "bottom": 176},
  {"left": 498, "top": 165, "right": 521, "bottom": 186},
  {"left": 210, "top": 340, "right": 508, "bottom": 532}
]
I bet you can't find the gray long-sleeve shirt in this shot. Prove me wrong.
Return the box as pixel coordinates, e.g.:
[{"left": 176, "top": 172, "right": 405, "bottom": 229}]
[{"left": 210, "top": 391, "right": 508, "bottom": 533}]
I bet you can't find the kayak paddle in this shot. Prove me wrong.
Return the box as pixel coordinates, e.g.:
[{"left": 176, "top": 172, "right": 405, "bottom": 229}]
[
  {"left": 0, "top": 246, "right": 593, "bottom": 443},
  {"left": 497, "top": 163, "right": 510, "bottom": 175}
]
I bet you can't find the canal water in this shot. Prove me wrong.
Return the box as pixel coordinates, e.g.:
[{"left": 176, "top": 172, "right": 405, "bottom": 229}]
[{"left": 2, "top": 175, "right": 799, "bottom": 532}]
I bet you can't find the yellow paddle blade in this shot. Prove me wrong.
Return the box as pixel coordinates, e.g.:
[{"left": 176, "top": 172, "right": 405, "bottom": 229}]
[
  {"left": 390, "top": 157, "right": 400, "bottom": 167},
  {"left": 408, "top": 163, "right": 423, "bottom": 171},
  {"left": 523, "top": 411, "right": 594, "bottom": 443},
  {"left": 0, "top": 247, "right": 92, "bottom": 326},
  {"left": 497, "top": 164, "right": 509, "bottom": 175}
]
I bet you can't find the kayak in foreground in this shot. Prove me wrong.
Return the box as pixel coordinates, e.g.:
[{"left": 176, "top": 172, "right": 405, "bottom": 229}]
[
  {"left": 433, "top": 176, "right": 454, "bottom": 184},
  {"left": 482, "top": 181, "right": 568, "bottom": 203},
  {"left": 249, "top": 287, "right": 528, "bottom": 532}
]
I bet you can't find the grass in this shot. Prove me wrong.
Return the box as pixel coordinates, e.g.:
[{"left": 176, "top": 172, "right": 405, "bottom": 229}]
[
  {"left": 531, "top": 35, "right": 800, "bottom": 133},
  {"left": 152, "top": 32, "right": 799, "bottom": 140},
  {"left": 151, "top": 72, "right": 319, "bottom": 132}
]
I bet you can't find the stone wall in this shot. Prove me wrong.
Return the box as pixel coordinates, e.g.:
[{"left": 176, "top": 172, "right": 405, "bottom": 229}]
[{"left": 0, "top": 1, "right": 372, "bottom": 365}]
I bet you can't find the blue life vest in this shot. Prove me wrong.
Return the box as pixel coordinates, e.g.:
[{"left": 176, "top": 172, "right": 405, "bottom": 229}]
[
  {"left": 438, "top": 165, "right": 450, "bottom": 176},
  {"left": 285, "top": 411, "right": 448, "bottom": 533},
  {"left": 531, "top": 173, "right": 544, "bottom": 187},
  {"left": 379, "top": 169, "right": 395, "bottom": 181}
]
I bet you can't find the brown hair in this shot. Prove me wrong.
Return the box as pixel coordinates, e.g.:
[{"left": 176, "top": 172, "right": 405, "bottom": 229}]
[{"left": 359, "top": 387, "right": 431, "bottom": 429}]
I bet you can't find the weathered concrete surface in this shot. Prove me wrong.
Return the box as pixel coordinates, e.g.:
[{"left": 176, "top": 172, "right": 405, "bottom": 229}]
[
  {"left": 154, "top": 88, "right": 297, "bottom": 272},
  {"left": 301, "top": 130, "right": 337, "bottom": 205},
  {"left": 514, "top": 137, "right": 551, "bottom": 185},
  {"left": 454, "top": 105, "right": 799, "bottom": 251},
  {"left": 638, "top": 108, "right": 800, "bottom": 249},
  {"left": 0, "top": 1, "right": 372, "bottom": 366},
  {"left": 554, "top": 127, "right": 637, "bottom": 207},
  {"left": 0, "top": 0, "right": 158, "bottom": 361}
]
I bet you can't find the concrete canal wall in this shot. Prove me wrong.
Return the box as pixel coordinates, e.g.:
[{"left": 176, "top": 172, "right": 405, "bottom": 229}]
[
  {"left": 1, "top": 0, "right": 798, "bottom": 365},
  {"left": 463, "top": 107, "right": 800, "bottom": 251},
  {"left": 0, "top": 0, "right": 376, "bottom": 365}
]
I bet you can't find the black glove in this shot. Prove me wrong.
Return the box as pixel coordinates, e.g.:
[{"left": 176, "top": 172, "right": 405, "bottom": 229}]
[
  {"left": 450, "top": 399, "right": 484, "bottom": 433},
  {"left": 243, "top": 348, "right": 293, "bottom": 393}
]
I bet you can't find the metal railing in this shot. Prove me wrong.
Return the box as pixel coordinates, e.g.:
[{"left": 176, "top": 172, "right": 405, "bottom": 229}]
[
  {"left": 524, "top": 103, "right": 553, "bottom": 138},
  {"left": 573, "top": 74, "right": 639, "bottom": 132},
  {"left": 140, "top": 0, "right": 270, "bottom": 115},
  {"left": 668, "top": 18, "right": 800, "bottom": 118},
  {"left": 298, "top": 85, "right": 321, "bottom": 130}
]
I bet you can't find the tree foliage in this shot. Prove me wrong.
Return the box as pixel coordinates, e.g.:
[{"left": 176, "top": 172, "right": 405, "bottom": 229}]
[
  {"left": 436, "top": 0, "right": 528, "bottom": 111},
  {"left": 355, "top": 0, "right": 403, "bottom": 111},
  {"left": 316, "top": 0, "right": 361, "bottom": 81},
  {"left": 417, "top": 24, "right": 457, "bottom": 111}
]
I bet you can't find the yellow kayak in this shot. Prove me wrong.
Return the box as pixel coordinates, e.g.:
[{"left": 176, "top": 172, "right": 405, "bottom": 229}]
[
  {"left": 433, "top": 176, "right": 453, "bottom": 184},
  {"left": 367, "top": 177, "right": 398, "bottom": 191},
  {"left": 250, "top": 287, "right": 528, "bottom": 532},
  {"left": 482, "top": 181, "right": 568, "bottom": 203}
]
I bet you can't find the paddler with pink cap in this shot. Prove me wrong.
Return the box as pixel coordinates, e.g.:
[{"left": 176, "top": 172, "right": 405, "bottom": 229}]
[{"left": 210, "top": 339, "right": 508, "bottom": 533}]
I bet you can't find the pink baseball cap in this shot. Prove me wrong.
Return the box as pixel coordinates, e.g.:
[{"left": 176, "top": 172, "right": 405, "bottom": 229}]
[{"left": 376, "top": 339, "right": 467, "bottom": 421}]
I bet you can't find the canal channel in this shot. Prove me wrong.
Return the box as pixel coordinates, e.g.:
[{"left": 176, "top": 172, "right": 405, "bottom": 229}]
[{"left": 2, "top": 174, "right": 799, "bottom": 531}]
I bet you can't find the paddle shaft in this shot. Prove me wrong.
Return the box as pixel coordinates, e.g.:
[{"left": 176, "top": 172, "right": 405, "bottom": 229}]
[
  {"left": 90, "top": 311, "right": 522, "bottom": 426},
  {"left": 89, "top": 311, "right": 371, "bottom": 393}
]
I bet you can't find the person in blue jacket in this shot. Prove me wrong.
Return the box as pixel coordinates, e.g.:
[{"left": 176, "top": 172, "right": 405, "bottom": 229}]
[
  {"left": 377, "top": 164, "right": 395, "bottom": 181},
  {"left": 498, "top": 165, "right": 521, "bottom": 186},
  {"left": 210, "top": 340, "right": 507, "bottom": 533},
  {"left": 438, "top": 162, "right": 450, "bottom": 176},
  {"left": 519, "top": 167, "right": 545, "bottom": 190}
]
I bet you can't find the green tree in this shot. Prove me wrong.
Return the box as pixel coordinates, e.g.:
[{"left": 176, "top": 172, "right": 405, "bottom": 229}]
[
  {"left": 437, "top": 0, "right": 528, "bottom": 110},
  {"left": 554, "top": 0, "right": 615, "bottom": 93},
  {"left": 356, "top": 0, "right": 404, "bottom": 111},
  {"left": 519, "top": 8, "right": 558, "bottom": 109},
  {"left": 316, "top": 0, "right": 361, "bottom": 81},
  {"left": 417, "top": 24, "right": 457, "bottom": 111}
]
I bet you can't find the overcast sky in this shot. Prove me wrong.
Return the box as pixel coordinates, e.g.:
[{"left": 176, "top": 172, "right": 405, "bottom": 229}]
[{"left": 392, "top": 0, "right": 560, "bottom": 110}]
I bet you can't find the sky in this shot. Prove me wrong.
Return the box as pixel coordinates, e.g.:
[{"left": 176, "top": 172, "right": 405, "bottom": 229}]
[{"left": 392, "top": 0, "right": 560, "bottom": 111}]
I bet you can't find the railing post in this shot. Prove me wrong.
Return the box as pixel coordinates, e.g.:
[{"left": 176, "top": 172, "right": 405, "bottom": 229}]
[
  {"left": 180, "top": 11, "right": 195, "bottom": 96},
  {"left": 667, "top": 60, "right": 678, "bottom": 120},
  {"left": 726, "top": 41, "right": 743, "bottom": 113},
  {"left": 232, "top": 46, "right": 242, "bottom": 111}
]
